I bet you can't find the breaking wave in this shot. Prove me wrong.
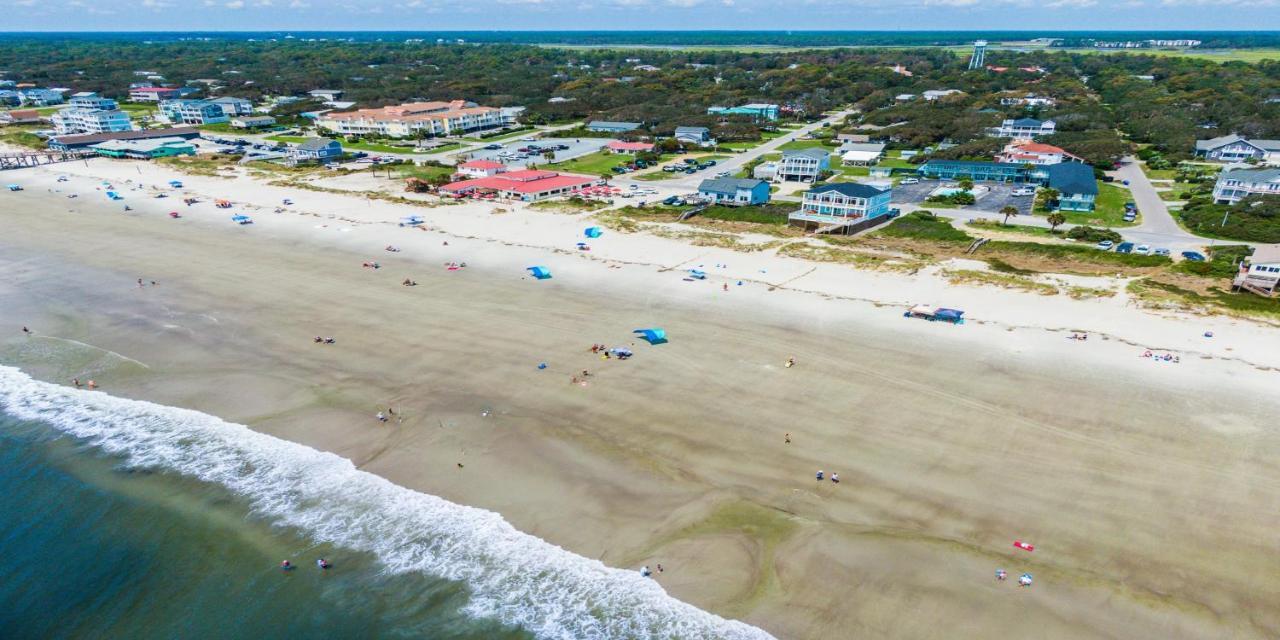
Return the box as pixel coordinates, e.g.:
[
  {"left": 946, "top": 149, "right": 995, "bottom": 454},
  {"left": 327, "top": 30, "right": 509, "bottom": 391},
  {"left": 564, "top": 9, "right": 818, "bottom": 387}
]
[{"left": 0, "top": 365, "right": 773, "bottom": 640}]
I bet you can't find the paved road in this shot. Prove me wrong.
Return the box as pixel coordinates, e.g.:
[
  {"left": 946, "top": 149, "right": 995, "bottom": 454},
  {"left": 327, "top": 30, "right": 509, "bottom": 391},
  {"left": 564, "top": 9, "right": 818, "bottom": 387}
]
[{"left": 614, "top": 110, "right": 856, "bottom": 192}]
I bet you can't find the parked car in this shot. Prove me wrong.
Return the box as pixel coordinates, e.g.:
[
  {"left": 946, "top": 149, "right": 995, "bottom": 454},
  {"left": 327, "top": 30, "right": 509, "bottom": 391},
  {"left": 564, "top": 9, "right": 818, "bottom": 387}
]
[
  {"left": 1154, "top": 248, "right": 1171, "bottom": 256},
  {"left": 1135, "top": 244, "right": 1151, "bottom": 255},
  {"left": 1011, "top": 187, "right": 1035, "bottom": 196},
  {"left": 1122, "top": 213, "right": 1137, "bottom": 222},
  {"left": 1125, "top": 202, "right": 1136, "bottom": 211},
  {"left": 1096, "top": 240, "right": 1115, "bottom": 251},
  {"left": 484, "top": 144, "right": 502, "bottom": 150},
  {"left": 704, "top": 160, "right": 717, "bottom": 167},
  {"left": 1181, "top": 251, "right": 1206, "bottom": 262},
  {"left": 900, "top": 178, "right": 920, "bottom": 185},
  {"left": 684, "top": 158, "right": 699, "bottom": 165},
  {"left": 1115, "top": 242, "right": 1134, "bottom": 254},
  {"left": 662, "top": 196, "right": 682, "bottom": 206}
]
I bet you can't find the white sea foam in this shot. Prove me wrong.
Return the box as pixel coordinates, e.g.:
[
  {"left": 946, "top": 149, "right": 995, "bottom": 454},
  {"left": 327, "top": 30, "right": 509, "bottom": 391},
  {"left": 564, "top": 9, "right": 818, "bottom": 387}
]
[{"left": 0, "top": 365, "right": 774, "bottom": 640}]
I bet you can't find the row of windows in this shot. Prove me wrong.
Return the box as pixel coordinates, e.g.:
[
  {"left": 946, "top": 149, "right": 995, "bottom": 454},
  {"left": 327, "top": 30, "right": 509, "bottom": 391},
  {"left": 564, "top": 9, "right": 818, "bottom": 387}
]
[{"left": 1254, "top": 265, "right": 1280, "bottom": 273}]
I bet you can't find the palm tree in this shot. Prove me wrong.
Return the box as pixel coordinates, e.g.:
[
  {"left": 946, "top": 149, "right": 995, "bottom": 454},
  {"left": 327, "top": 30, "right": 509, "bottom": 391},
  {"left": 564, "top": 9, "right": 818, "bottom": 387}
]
[
  {"left": 1047, "top": 212, "right": 1067, "bottom": 233},
  {"left": 1000, "top": 205, "right": 1019, "bottom": 226}
]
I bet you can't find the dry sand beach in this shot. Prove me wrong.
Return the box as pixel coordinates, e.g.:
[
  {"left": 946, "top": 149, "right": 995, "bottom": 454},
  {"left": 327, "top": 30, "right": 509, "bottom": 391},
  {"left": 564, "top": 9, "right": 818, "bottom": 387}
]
[{"left": 3, "top": 158, "right": 1280, "bottom": 639}]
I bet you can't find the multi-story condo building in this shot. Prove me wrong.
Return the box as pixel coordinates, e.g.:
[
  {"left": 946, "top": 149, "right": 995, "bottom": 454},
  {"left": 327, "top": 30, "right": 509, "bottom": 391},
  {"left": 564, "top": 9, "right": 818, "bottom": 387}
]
[
  {"left": 706, "top": 103, "right": 780, "bottom": 121},
  {"left": 210, "top": 96, "right": 254, "bottom": 117},
  {"left": 17, "top": 88, "right": 65, "bottom": 106},
  {"left": 315, "top": 100, "right": 507, "bottom": 138},
  {"left": 159, "top": 99, "right": 230, "bottom": 126},
  {"left": 1213, "top": 167, "right": 1280, "bottom": 204},
  {"left": 51, "top": 106, "right": 133, "bottom": 135},
  {"left": 68, "top": 92, "right": 118, "bottom": 110},
  {"left": 988, "top": 118, "right": 1056, "bottom": 140},
  {"left": 128, "top": 86, "right": 182, "bottom": 102}
]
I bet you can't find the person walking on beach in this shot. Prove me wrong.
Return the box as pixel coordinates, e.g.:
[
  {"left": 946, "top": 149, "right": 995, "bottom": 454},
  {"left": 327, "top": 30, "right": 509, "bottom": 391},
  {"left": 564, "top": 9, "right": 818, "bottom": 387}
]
[
  {"left": 816, "top": 470, "right": 824, "bottom": 481},
  {"left": 376, "top": 411, "right": 387, "bottom": 423},
  {"left": 831, "top": 473, "right": 840, "bottom": 484},
  {"left": 785, "top": 432, "right": 791, "bottom": 444}
]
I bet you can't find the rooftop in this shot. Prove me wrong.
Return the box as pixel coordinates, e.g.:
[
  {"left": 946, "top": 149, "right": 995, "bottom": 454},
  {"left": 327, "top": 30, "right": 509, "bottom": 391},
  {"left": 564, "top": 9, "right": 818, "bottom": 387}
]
[
  {"left": 322, "top": 100, "right": 497, "bottom": 123},
  {"left": 783, "top": 147, "right": 830, "bottom": 160},
  {"left": 807, "top": 182, "right": 889, "bottom": 199},
  {"left": 699, "top": 177, "right": 766, "bottom": 193},
  {"left": 1046, "top": 162, "right": 1098, "bottom": 195}
]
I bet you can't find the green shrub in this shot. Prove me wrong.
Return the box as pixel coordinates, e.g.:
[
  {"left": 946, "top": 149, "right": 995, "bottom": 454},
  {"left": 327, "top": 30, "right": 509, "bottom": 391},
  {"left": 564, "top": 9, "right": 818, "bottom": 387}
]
[
  {"left": 875, "top": 211, "right": 972, "bottom": 243},
  {"left": 1065, "top": 225, "right": 1123, "bottom": 243}
]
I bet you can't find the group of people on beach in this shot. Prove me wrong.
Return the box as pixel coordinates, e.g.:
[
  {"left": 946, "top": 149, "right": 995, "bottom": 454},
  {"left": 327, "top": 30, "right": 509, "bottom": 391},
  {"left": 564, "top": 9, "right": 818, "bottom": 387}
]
[
  {"left": 1142, "top": 350, "right": 1180, "bottom": 363},
  {"left": 815, "top": 470, "right": 840, "bottom": 484},
  {"left": 639, "top": 564, "right": 664, "bottom": 578},
  {"left": 313, "top": 336, "right": 336, "bottom": 344},
  {"left": 1068, "top": 333, "right": 1089, "bottom": 341}
]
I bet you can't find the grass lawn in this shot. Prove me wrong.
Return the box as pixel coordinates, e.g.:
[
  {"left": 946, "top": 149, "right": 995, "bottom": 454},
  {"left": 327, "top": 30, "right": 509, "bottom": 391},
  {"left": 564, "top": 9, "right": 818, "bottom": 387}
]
[
  {"left": 393, "top": 164, "right": 454, "bottom": 181},
  {"left": 1140, "top": 164, "right": 1179, "bottom": 180},
  {"left": 967, "top": 220, "right": 1067, "bottom": 239},
  {"left": 118, "top": 103, "right": 158, "bottom": 118},
  {"left": 1040, "top": 182, "right": 1137, "bottom": 227},
  {"left": 549, "top": 150, "right": 635, "bottom": 175},
  {"left": 699, "top": 203, "right": 793, "bottom": 225}
]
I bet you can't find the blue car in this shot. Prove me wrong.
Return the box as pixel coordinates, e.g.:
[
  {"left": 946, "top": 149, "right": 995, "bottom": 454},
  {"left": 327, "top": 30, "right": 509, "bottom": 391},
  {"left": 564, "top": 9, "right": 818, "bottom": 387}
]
[
  {"left": 1181, "top": 251, "right": 1206, "bottom": 262},
  {"left": 1115, "top": 242, "right": 1134, "bottom": 254}
]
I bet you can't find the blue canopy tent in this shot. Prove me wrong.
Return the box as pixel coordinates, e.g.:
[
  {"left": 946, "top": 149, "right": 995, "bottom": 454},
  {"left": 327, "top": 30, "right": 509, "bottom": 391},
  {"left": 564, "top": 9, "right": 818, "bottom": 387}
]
[
  {"left": 584, "top": 227, "right": 603, "bottom": 238},
  {"left": 526, "top": 266, "right": 552, "bottom": 280},
  {"left": 168, "top": 180, "right": 183, "bottom": 188},
  {"left": 399, "top": 215, "right": 424, "bottom": 227},
  {"left": 231, "top": 215, "right": 253, "bottom": 225},
  {"left": 106, "top": 191, "right": 122, "bottom": 200},
  {"left": 934, "top": 308, "right": 965, "bottom": 324},
  {"left": 5, "top": 184, "right": 21, "bottom": 192},
  {"left": 688, "top": 269, "right": 707, "bottom": 280},
  {"left": 633, "top": 328, "right": 667, "bottom": 345}
]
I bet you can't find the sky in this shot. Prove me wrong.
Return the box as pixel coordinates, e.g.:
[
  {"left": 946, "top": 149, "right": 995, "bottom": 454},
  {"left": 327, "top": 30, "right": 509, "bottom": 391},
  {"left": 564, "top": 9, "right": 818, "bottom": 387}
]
[{"left": 3, "top": 0, "right": 1279, "bottom": 32}]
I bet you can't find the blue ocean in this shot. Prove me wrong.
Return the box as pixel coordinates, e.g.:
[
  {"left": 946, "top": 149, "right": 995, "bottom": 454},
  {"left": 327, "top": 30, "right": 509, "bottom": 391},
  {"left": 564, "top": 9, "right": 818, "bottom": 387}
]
[{"left": 0, "top": 365, "right": 772, "bottom": 640}]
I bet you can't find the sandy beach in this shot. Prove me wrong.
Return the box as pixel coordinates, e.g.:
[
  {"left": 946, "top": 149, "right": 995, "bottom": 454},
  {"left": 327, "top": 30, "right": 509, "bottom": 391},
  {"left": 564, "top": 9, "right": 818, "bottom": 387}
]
[{"left": 3, "top": 157, "right": 1280, "bottom": 639}]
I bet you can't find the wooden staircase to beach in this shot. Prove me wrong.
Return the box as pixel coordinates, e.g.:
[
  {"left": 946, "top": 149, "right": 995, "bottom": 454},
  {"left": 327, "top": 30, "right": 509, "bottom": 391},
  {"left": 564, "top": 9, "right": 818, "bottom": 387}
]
[
  {"left": 965, "top": 238, "right": 990, "bottom": 254},
  {"left": 0, "top": 149, "right": 97, "bottom": 171}
]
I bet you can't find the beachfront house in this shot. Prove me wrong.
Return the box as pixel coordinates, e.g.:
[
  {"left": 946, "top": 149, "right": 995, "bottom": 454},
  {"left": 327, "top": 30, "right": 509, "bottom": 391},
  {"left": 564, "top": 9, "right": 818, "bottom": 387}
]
[
  {"left": 1194, "top": 134, "right": 1280, "bottom": 164},
  {"left": 1045, "top": 163, "right": 1098, "bottom": 211},
  {"left": 289, "top": 138, "right": 343, "bottom": 164},
  {"left": 995, "top": 141, "right": 1083, "bottom": 166},
  {"left": 789, "top": 182, "right": 892, "bottom": 231},
  {"left": 989, "top": 118, "right": 1056, "bottom": 140},
  {"left": 128, "top": 86, "right": 181, "bottom": 102},
  {"left": 586, "top": 121, "right": 641, "bottom": 133},
  {"left": 455, "top": 159, "right": 508, "bottom": 179},
  {"left": 89, "top": 136, "right": 196, "bottom": 160},
  {"left": 68, "top": 92, "right": 118, "bottom": 110},
  {"left": 922, "top": 89, "right": 963, "bottom": 102},
  {"left": 159, "top": 99, "right": 230, "bottom": 126},
  {"left": 439, "top": 169, "right": 602, "bottom": 202},
  {"left": 697, "top": 177, "right": 771, "bottom": 206},
  {"left": 1233, "top": 244, "right": 1280, "bottom": 297},
  {"left": 316, "top": 101, "right": 506, "bottom": 138},
  {"left": 776, "top": 148, "right": 830, "bottom": 183},
  {"left": 837, "top": 133, "right": 871, "bottom": 144},
  {"left": 1212, "top": 167, "right": 1280, "bottom": 204},
  {"left": 674, "top": 126, "right": 715, "bottom": 147},
  {"left": 838, "top": 142, "right": 886, "bottom": 166},
  {"left": 706, "top": 103, "right": 780, "bottom": 121},
  {"left": 230, "top": 115, "right": 277, "bottom": 129}
]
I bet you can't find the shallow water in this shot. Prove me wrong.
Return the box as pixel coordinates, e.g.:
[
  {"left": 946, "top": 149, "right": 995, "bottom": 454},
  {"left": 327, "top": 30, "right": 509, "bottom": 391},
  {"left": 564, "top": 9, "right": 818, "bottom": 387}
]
[{"left": 0, "top": 365, "right": 773, "bottom": 640}]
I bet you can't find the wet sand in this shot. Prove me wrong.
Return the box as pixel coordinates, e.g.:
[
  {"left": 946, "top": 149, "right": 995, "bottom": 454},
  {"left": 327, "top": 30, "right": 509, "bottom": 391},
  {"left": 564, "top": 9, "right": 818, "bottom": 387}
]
[{"left": 2, "top": 180, "right": 1280, "bottom": 639}]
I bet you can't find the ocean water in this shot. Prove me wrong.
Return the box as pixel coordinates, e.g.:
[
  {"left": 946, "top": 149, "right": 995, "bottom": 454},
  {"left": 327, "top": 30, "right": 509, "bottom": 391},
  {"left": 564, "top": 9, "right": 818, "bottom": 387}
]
[{"left": 0, "top": 365, "right": 773, "bottom": 640}]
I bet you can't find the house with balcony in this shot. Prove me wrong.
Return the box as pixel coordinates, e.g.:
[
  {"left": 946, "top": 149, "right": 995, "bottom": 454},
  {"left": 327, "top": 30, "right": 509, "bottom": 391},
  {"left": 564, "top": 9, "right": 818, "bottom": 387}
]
[
  {"left": 1233, "top": 244, "right": 1280, "bottom": 297},
  {"left": 159, "top": 99, "right": 230, "bottom": 126},
  {"left": 1213, "top": 167, "right": 1280, "bottom": 204},
  {"left": 17, "top": 88, "right": 65, "bottom": 106},
  {"left": 838, "top": 142, "right": 886, "bottom": 166},
  {"left": 674, "top": 126, "right": 715, "bottom": 147},
  {"left": 995, "top": 140, "right": 1083, "bottom": 166},
  {"left": 289, "top": 138, "right": 344, "bottom": 164},
  {"left": 211, "top": 96, "right": 254, "bottom": 117},
  {"left": 1194, "top": 134, "right": 1280, "bottom": 164},
  {"left": 68, "top": 92, "right": 118, "bottom": 110},
  {"left": 776, "top": 148, "right": 830, "bottom": 182},
  {"left": 988, "top": 117, "right": 1056, "bottom": 140},
  {"left": 0, "top": 109, "right": 42, "bottom": 125},
  {"left": 789, "top": 183, "right": 892, "bottom": 231},
  {"left": 230, "top": 115, "right": 277, "bottom": 129},
  {"left": 697, "top": 177, "right": 771, "bottom": 206}
]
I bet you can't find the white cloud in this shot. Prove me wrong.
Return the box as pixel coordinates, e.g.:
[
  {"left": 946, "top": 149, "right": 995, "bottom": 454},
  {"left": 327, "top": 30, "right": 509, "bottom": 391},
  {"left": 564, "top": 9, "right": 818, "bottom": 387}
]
[
  {"left": 1045, "top": 0, "right": 1096, "bottom": 7},
  {"left": 141, "top": 0, "right": 174, "bottom": 8},
  {"left": 13, "top": 0, "right": 36, "bottom": 6},
  {"left": 288, "top": 0, "right": 309, "bottom": 6},
  {"left": 666, "top": 0, "right": 704, "bottom": 6},
  {"left": 225, "top": 0, "right": 244, "bottom": 7}
]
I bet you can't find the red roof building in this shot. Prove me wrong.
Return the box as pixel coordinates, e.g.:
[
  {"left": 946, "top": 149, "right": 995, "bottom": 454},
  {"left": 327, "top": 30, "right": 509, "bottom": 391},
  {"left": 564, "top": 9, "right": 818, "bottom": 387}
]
[
  {"left": 995, "top": 141, "right": 1083, "bottom": 166},
  {"left": 456, "top": 159, "right": 509, "bottom": 178},
  {"left": 605, "top": 140, "right": 655, "bottom": 153},
  {"left": 439, "top": 169, "right": 604, "bottom": 201}
]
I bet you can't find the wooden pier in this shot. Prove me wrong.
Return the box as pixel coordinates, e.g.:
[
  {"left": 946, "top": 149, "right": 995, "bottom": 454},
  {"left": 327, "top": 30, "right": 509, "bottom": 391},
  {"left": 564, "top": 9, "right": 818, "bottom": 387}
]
[{"left": 0, "top": 149, "right": 97, "bottom": 171}]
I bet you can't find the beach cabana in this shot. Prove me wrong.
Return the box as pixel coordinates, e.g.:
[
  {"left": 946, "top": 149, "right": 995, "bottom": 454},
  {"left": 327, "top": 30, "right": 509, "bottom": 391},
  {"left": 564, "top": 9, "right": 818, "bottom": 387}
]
[
  {"left": 526, "top": 266, "right": 552, "bottom": 280},
  {"left": 904, "top": 305, "right": 964, "bottom": 324},
  {"left": 168, "top": 180, "right": 183, "bottom": 188},
  {"left": 633, "top": 328, "right": 668, "bottom": 345},
  {"left": 231, "top": 215, "right": 253, "bottom": 225},
  {"left": 584, "top": 226, "right": 603, "bottom": 238},
  {"left": 688, "top": 269, "right": 707, "bottom": 280},
  {"left": 6, "top": 184, "right": 21, "bottom": 191},
  {"left": 399, "top": 215, "right": 424, "bottom": 227},
  {"left": 106, "top": 191, "right": 122, "bottom": 200}
]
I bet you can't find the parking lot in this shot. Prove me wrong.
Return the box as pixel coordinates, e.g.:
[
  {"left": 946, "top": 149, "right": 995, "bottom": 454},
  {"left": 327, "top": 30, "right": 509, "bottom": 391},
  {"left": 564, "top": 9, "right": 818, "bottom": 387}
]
[
  {"left": 891, "top": 179, "right": 1035, "bottom": 215},
  {"left": 459, "top": 137, "right": 604, "bottom": 167}
]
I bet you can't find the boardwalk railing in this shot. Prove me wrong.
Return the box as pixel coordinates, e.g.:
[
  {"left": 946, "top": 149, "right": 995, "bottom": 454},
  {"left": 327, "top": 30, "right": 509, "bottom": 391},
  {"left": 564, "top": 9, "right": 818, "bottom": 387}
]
[{"left": 0, "top": 149, "right": 97, "bottom": 171}]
